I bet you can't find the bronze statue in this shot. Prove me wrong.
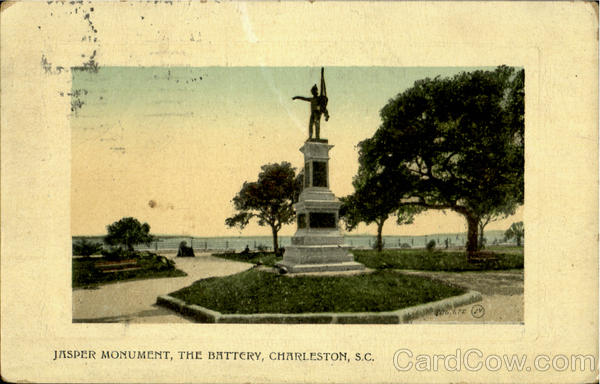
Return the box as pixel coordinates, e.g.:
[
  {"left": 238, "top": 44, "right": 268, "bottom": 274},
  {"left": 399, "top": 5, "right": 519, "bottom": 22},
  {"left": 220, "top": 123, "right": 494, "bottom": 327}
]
[{"left": 293, "top": 67, "right": 329, "bottom": 140}]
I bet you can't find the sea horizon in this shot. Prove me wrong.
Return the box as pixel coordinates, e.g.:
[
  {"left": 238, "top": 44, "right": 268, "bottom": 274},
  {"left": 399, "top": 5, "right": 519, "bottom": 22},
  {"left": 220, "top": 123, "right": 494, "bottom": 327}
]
[{"left": 73, "top": 230, "right": 512, "bottom": 252}]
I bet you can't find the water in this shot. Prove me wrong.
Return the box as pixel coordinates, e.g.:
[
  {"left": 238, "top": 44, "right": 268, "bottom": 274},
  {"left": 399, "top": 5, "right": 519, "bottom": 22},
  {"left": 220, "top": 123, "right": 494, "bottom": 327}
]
[{"left": 73, "top": 230, "right": 511, "bottom": 252}]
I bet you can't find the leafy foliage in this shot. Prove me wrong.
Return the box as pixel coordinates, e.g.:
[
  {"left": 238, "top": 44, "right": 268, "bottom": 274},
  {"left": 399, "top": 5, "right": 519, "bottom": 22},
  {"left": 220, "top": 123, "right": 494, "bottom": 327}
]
[
  {"left": 100, "top": 247, "right": 139, "bottom": 261},
  {"left": 359, "top": 66, "right": 524, "bottom": 255},
  {"left": 72, "top": 239, "right": 103, "bottom": 257},
  {"left": 505, "top": 221, "right": 524, "bottom": 246},
  {"left": 340, "top": 159, "right": 422, "bottom": 252},
  {"left": 426, "top": 239, "right": 436, "bottom": 252},
  {"left": 104, "top": 217, "right": 154, "bottom": 251},
  {"left": 478, "top": 202, "right": 518, "bottom": 249},
  {"left": 256, "top": 244, "right": 269, "bottom": 252},
  {"left": 225, "top": 162, "right": 300, "bottom": 254},
  {"left": 73, "top": 252, "right": 185, "bottom": 288},
  {"left": 353, "top": 249, "right": 523, "bottom": 272}
]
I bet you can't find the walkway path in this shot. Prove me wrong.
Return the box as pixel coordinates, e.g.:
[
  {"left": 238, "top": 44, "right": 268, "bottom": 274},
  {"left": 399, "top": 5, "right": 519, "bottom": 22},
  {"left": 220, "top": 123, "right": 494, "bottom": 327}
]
[
  {"left": 72, "top": 253, "right": 251, "bottom": 323},
  {"left": 73, "top": 255, "right": 523, "bottom": 323},
  {"left": 402, "top": 269, "right": 524, "bottom": 323}
]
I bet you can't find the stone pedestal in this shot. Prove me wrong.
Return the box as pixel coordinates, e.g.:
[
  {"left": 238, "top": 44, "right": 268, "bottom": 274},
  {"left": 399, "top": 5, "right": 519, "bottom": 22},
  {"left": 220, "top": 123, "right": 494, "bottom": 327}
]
[{"left": 277, "top": 139, "right": 365, "bottom": 273}]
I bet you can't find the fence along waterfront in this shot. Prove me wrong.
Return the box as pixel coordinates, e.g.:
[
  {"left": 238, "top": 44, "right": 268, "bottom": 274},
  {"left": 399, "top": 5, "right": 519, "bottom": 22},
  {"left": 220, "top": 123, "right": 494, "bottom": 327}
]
[{"left": 73, "top": 231, "right": 511, "bottom": 252}]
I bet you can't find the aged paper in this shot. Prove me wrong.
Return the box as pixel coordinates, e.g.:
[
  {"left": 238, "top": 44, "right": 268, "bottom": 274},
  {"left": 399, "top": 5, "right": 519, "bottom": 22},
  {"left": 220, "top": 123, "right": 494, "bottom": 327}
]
[{"left": 1, "top": 1, "right": 598, "bottom": 383}]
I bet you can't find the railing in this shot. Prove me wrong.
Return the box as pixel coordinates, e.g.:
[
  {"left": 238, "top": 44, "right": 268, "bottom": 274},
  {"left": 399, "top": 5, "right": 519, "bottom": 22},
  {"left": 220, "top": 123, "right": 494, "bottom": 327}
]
[{"left": 73, "top": 233, "right": 514, "bottom": 253}]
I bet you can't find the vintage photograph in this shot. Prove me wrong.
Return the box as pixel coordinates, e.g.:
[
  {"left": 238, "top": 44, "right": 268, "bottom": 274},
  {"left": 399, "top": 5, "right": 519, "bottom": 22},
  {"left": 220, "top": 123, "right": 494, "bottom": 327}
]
[
  {"left": 2, "top": 2, "right": 596, "bottom": 383},
  {"left": 71, "top": 66, "right": 524, "bottom": 324}
]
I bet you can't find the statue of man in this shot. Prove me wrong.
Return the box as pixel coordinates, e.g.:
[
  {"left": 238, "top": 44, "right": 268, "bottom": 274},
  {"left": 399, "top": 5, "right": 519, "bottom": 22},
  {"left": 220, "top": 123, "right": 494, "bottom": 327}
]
[{"left": 292, "top": 68, "right": 329, "bottom": 140}]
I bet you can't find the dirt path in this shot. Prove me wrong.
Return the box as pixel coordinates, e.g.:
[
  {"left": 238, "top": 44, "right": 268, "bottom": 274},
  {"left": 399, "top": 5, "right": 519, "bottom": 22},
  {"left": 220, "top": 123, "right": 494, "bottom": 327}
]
[
  {"left": 401, "top": 269, "right": 524, "bottom": 323},
  {"left": 72, "top": 253, "right": 251, "bottom": 323}
]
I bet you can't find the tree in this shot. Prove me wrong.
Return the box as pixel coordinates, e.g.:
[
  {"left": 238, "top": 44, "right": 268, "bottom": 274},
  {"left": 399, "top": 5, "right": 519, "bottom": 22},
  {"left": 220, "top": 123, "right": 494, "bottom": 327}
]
[
  {"left": 477, "top": 202, "right": 518, "bottom": 250},
  {"left": 360, "top": 66, "right": 524, "bottom": 257},
  {"left": 340, "top": 168, "right": 420, "bottom": 252},
  {"left": 505, "top": 221, "right": 524, "bottom": 246},
  {"left": 293, "top": 169, "right": 304, "bottom": 204},
  {"left": 225, "top": 162, "right": 300, "bottom": 255},
  {"left": 73, "top": 238, "right": 103, "bottom": 257},
  {"left": 104, "top": 217, "right": 154, "bottom": 251},
  {"left": 426, "top": 239, "right": 436, "bottom": 252}
]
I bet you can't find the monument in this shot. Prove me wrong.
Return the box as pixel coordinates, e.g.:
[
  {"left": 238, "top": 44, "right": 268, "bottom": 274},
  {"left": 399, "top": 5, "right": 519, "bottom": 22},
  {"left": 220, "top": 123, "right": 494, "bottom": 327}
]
[{"left": 277, "top": 68, "right": 365, "bottom": 273}]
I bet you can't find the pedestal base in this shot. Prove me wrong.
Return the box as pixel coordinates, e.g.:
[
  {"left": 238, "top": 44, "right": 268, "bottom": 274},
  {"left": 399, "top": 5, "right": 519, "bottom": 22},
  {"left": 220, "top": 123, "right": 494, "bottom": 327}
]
[
  {"left": 276, "top": 261, "right": 365, "bottom": 273},
  {"left": 281, "top": 140, "right": 366, "bottom": 274},
  {"left": 278, "top": 245, "right": 365, "bottom": 273}
]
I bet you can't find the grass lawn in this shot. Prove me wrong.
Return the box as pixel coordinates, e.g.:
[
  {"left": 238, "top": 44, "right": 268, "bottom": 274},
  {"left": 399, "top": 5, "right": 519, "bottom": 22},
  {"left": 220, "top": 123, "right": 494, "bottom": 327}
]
[
  {"left": 73, "top": 254, "right": 187, "bottom": 288},
  {"left": 169, "top": 269, "right": 466, "bottom": 314},
  {"left": 212, "top": 252, "right": 281, "bottom": 267},
  {"left": 483, "top": 245, "right": 524, "bottom": 254},
  {"left": 353, "top": 249, "right": 523, "bottom": 271}
]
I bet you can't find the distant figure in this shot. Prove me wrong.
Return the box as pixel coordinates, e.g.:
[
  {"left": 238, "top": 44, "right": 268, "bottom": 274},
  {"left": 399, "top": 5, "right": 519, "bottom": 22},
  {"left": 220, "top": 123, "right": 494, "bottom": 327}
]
[
  {"left": 241, "top": 245, "right": 251, "bottom": 254},
  {"left": 293, "top": 67, "right": 329, "bottom": 140},
  {"left": 177, "top": 241, "right": 195, "bottom": 257}
]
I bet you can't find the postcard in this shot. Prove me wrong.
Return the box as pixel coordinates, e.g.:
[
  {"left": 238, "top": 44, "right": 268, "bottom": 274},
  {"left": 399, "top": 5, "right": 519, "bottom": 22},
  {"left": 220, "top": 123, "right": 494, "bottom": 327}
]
[{"left": 1, "top": 1, "right": 597, "bottom": 383}]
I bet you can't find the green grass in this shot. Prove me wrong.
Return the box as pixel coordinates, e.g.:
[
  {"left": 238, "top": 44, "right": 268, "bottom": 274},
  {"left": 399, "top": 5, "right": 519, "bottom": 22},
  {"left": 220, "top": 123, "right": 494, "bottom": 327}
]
[
  {"left": 212, "top": 252, "right": 281, "bottom": 267},
  {"left": 353, "top": 249, "right": 523, "bottom": 271},
  {"left": 169, "top": 269, "right": 466, "bottom": 314},
  {"left": 73, "top": 254, "right": 187, "bottom": 288},
  {"left": 483, "top": 245, "right": 524, "bottom": 254}
]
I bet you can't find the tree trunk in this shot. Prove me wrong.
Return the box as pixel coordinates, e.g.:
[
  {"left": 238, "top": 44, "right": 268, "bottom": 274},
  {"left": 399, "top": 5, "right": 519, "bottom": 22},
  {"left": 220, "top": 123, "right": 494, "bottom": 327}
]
[
  {"left": 465, "top": 214, "right": 479, "bottom": 258},
  {"left": 271, "top": 226, "right": 279, "bottom": 255},
  {"left": 478, "top": 226, "right": 485, "bottom": 251},
  {"left": 376, "top": 220, "right": 385, "bottom": 253}
]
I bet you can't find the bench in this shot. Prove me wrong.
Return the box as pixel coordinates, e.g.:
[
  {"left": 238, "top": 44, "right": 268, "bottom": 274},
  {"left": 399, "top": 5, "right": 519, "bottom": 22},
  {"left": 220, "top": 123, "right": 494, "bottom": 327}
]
[{"left": 95, "top": 259, "right": 141, "bottom": 273}]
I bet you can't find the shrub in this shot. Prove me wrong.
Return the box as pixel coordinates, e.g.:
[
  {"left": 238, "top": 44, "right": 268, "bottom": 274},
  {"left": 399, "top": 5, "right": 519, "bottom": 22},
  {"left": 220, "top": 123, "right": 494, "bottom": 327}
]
[
  {"left": 73, "top": 239, "right": 103, "bottom": 257},
  {"left": 101, "top": 247, "right": 123, "bottom": 260},
  {"left": 100, "top": 247, "right": 139, "bottom": 261},
  {"left": 353, "top": 249, "right": 523, "bottom": 271},
  {"left": 73, "top": 251, "right": 182, "bottom": 288},
  {"left": 426, "top": 240, "right": 436, "bottom": 252},
  {"left": 400, "top": 243, "right": 411, "bottom": 249},
  {"left": 237, "top": 247, "right": 255, "bottom": 260},
  {"left": 256, "top": 244, "right": 269, "bottom": 252},
  {"left": 139, "top": 253, "right": 175, "bottom": 271},
  {"left": 104, "top": 217, "right": 154, "bottom": 251}
]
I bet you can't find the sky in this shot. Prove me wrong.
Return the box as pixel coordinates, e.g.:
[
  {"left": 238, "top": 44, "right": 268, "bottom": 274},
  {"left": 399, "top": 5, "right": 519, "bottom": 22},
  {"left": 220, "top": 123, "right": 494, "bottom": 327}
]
[{"left": 71, "top": 66, "right": 523, "bottom": 237}]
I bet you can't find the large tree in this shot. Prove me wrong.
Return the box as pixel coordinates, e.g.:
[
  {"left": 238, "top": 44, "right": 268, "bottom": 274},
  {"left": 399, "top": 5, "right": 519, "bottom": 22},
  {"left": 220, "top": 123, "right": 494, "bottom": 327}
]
[
  {"left": 340, "top": 162, "right": 420, "bottom": 252},
  {"left": 104, "top": 217, "right": 154, "bottom": 251},
  {"left": 225, "top": 162, "right": 300, "bottom": 255},
  {"left": 360, "top": 66, "right": 524, "bottom": 257}
]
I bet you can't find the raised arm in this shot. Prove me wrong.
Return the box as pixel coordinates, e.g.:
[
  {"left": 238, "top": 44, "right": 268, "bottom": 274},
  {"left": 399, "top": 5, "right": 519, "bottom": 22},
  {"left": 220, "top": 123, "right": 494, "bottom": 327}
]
[
  {"left": 320, "top": 67, "right": 326, "bottom": 97},
  {"left": 292, "top": 96, "right": 311, "bottom": 102}
]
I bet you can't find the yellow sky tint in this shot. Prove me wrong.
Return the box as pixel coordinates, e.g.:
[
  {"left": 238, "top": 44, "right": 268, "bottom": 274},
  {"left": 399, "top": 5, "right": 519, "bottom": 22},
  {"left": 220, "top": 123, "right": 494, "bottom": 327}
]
[{"left": 71, "top": 66, "right": 523, "bottom": 236}]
